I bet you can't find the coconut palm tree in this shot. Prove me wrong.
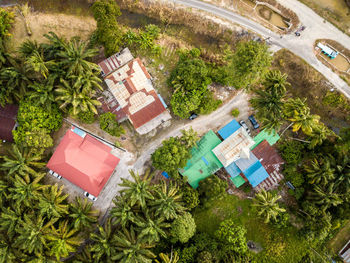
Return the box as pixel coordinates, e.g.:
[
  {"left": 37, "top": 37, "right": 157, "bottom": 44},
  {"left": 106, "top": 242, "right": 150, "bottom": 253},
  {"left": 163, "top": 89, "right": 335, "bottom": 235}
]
[
  {"left": 55, "top": 78, "right": 101, "bottom": 115},
  {"left": 0, "top": 205, "right": 22, "bottom": 238},
  {"left": 135, "top": 212, "right": 169, "bottom": 244},
  {"left": 119, "top": 170, "right": 154, "bottom": 209},
  {"left": 14, "top": 214, "right": 57, "bottom": 256},
  {"left": 70, "top": 72, "right": 103, "bottom": 93},
  {"left": 151, "top": 181, "right": 185, "bottom": 220},
  {"left": 0, "top": 233, "right": 26, "bottom": 263},
  {"left": 308, "top": 183, "right": 343, "bottom": 211},
  {"left": 110, "top": 195, "right": 138, "bottom": 228},
  {"left": 27, "top": 82, "right": 56, "bottom": 110},
  {"left": 38, "top": 184, "right": 69, "bottom": 219},
  {"left": 8, "top": 173, "right": 47, "bottom": 208},
  {"left": 90, "top": 219, "right": 117, "bottom": 263},
  {"left": 25, "top": 50, "right": 55, "bottom": 79},
  {"left": 112, "top": 226, "right": 156, "bottom": 263},
  {"left": 304, "top": 158, "right": 335, "bottom": 186},
  {"left": 283, "top": 98, "right": 320, "bottom": 135},
  {"left": 58, "top": 37, "right": 99, "bottom": 77},
  {"left": 41, "top": 31, "right": 67, "bottom": 60},
  {"left": 18, "top": 39, "right": 40, "bottom": 58},
  {"left": 252, "top": 189, "right": 286, "bottom": 223},
  {"left": 308, "top": 124, "right": 333, "bottom": 148},
  {"left": 0, "top": 66, "right": 30, "bottom": 101},
  {"left": 69, "top": 197, "right": 99, "bottom": 230},
  {"left": 263, "top": 70, "right": 289, "bottom": 96},
  {"left": 0, "top": 144, "right": 45, "bottom": 176},
  {"left": 180, "top": 127, "right": 200, "bottom": 149},
  {"left": 46, "top": 220, "right": 83, "bottom": 260},
  {"left": 335, "top": 154, "right": 350, "bottom": 193},
  {"left": 0, "top": 179, "right": 7, "bottom": 207}
]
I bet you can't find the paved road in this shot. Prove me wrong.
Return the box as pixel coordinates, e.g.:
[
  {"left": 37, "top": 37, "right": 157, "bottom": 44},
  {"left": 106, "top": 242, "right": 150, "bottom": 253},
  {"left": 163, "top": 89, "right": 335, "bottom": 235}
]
[{"left": 170, "top": 0, "right": 350, "bottom": 98}]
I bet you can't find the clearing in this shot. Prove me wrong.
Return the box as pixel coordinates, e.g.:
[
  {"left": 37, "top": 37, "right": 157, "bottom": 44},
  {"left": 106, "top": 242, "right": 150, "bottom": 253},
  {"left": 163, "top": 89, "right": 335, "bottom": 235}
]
[{"left": 328, "top": 220, "right": 350, "bottom": 254}]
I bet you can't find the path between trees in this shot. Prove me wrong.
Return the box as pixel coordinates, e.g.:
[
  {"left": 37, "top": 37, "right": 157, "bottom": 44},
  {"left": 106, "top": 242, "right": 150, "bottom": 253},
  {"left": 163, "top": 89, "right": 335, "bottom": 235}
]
[{"left": 168, "top": 0, "right": 350, "bottom": 98}]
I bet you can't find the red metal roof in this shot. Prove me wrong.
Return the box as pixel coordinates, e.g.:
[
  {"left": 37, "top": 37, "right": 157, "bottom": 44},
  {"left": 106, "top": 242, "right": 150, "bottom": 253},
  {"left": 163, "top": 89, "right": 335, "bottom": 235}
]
[
  {"left": 0, "top": 104, "right": 18, "bottom": 142},
  {"left": 46, "top": 129, "right": 120, "bottom": 196}
]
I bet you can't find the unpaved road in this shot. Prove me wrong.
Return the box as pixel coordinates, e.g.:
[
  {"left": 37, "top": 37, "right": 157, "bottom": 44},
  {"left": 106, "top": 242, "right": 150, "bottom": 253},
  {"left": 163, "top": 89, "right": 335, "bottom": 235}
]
[{"left": 169, "top": 0, "right": 350, "bottom": 98}]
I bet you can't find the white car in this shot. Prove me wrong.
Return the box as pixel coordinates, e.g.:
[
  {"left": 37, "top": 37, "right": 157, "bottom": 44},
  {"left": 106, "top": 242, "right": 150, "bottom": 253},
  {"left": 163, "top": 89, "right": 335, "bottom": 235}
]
[
  {"left": 239, "top": 120, "right": 251, "bottom": 135},
  {"left": 84, "top": 192, "right": 98, "bottom": 201},
  {"left": 48, "top": 170, "right": 62, "bottom": 179}
]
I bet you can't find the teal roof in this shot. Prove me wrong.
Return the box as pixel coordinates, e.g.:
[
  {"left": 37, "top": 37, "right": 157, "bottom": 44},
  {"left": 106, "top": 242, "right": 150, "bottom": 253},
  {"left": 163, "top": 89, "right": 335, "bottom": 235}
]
[
  {"left": 243, "top": 161, "right": 269, "bottom": 188},
  {"left": 231, "top": 175, "right": 246, "bottom": 187},
  {"left": 251, "top": 129, "right": 280, "bottom": 149}
]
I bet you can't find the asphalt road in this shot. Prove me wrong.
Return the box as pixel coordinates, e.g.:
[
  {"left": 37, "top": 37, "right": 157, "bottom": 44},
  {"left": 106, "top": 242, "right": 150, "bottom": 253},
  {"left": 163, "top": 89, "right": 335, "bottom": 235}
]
[{"left": 170, "top": 0, "right": 350, "bottom": 98}]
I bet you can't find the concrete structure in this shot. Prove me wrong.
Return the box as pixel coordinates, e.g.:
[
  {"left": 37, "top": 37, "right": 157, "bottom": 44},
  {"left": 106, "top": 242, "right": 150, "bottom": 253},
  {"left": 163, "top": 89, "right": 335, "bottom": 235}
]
[
  {"left": 339, "top": 239, "right": 350, "bottom": 263},
  {"left": 0, "top": 104, "right": 18, "bottom": 142},
  {"left": 47, "top": 126, "right": 120, "bottom": 197},
  {"left": 100, "top": 49, "right": 171, "bottom": 134}
]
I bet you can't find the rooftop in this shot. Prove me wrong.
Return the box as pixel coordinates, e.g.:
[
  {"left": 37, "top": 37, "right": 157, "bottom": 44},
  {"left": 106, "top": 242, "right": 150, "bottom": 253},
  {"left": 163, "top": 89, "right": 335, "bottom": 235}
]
[
  {"left": 251, "top": 129, "right": 280, "bottom": 149},
  {"left": 0, "top": 104, "right": 18, "bottom": 142},
  {"left": 47, "top": 127, "right": 120, "bottom": 197},
  {"left": 98, "top": 48, "right": 134, "bottom": 77},
  {"left": 218, "top": 119, "right": 241, "bottom": 140}
]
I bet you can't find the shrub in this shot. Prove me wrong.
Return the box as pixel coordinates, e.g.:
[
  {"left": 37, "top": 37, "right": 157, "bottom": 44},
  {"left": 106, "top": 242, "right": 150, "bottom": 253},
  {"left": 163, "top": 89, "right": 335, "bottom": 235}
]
[
  {"left": 278, "top": 140, "right": 305, "bottom": 165},
  {"left": 197, "top": 251, "right": 213, "bottom": 263},
  {"left": 198, "top": 175, "right": 228, "bottom": 202},
  {"left": 170, "top": 212, "right": 196, "bottom": 243},
  {"left": 99, "top": 112, "right": 125, "bottom": 137},
  {"left": 77, "top": 110, "right": 96, "bottom": 124},
  {"left": 231, "top": 108, "right": 240, "bottom": 117},
  {"left": 181, "top": 186, "right": 199, "bottom": 210},
  {"left": 179, "top": 245, "right": 197, "bottom": 263},
  {"left": 0, "top": 8, "right": 15, "bottom": 39}
]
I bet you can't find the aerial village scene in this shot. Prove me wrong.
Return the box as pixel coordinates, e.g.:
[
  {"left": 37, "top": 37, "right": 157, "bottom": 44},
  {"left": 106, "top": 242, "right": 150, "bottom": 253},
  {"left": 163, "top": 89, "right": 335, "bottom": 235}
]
[{"left": 1, "top": 0, "right": 350, "bottom": 262}]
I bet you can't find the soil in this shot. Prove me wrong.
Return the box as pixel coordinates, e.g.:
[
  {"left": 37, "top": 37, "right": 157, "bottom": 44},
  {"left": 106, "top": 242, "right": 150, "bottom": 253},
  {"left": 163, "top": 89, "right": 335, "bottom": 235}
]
[{"left": 9, "top": 11, "right": 96, "bottom": 50}]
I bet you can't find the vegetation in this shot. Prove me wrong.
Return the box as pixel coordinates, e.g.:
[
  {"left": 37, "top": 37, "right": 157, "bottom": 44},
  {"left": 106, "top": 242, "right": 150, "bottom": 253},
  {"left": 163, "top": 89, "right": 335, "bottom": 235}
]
[
  {"left": 99, "top": 112, "right": 125, "bottom": 137},
  {"left": 231, "top": 108, "right": 240, "bottom": 117}
]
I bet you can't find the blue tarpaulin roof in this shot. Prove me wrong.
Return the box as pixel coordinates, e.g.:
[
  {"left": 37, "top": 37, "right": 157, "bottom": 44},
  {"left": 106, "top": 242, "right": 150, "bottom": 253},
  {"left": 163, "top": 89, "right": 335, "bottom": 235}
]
[
  {"left": 243, "top": 161, "right": 269, "bottom": 188},
  {"left": 161, "top": 171, "right": 169, "bottom": 178},
  {"left": 218, "top": 119, "right": 241, "bottom": 140},
  {"left": 225, "top": 162, "right": 241, "bottom": 178},
  {"left": 157, "top": 94, "right": 168, "bottom": 109}
]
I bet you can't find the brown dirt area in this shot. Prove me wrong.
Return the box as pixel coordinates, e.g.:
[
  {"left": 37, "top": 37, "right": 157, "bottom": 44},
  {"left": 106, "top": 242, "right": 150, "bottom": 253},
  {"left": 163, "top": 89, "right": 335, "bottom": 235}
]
[
  {"left": 272, "top": 49, "right": 350, "bottom": 131},
  {"left": 9, "top": 12, "right": 96, "bottom": 50}
]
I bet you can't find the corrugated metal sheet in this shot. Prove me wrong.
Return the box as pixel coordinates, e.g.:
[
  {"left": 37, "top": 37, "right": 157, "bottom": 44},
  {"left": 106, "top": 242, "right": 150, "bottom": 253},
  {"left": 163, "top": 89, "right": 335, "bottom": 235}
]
[
  {"left": 235, "top": 152, "right": 259, "bottom": 172},
  {"left": 251, "top": 129, "right": 280, "bottom": 149},
  {"left": 98, "top": 48, "right": 134, "bottom": 77},
  {"left": 225, "top": 162, "right": 241, "bottom": 178},
  {"left": 218, "top": 119, "right": 241, "bottom": 140},
  {"left": 243, "top": 161, "right": 269, "bottom": 188}
]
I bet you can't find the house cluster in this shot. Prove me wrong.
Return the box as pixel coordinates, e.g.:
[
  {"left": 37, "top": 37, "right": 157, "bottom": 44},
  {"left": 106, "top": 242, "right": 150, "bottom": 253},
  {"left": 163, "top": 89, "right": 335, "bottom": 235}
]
[
  {"left": 180, "top": 119, "right": 284, "bottom": 191},
  {"left": 98, "top": 48, "right": 171, "bottom": 135}
]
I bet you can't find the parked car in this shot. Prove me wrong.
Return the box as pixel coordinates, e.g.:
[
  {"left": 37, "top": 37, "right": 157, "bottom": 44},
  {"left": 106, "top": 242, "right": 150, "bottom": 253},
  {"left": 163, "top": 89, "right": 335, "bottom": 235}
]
[
  {"left": 248, "top": 115, "right": 260, "bottom": 129},
  {"left": 239, "top": 120, "right": 251, "bottom": 135},
  {"left": 189, "top": 113, "right": 198, "bottom": 120},
  {"left": 84, "top": 192, "right": 98, "bottom": 201},
  {"left": 48, "top": 170, "right": 62, "bottom": 179}
]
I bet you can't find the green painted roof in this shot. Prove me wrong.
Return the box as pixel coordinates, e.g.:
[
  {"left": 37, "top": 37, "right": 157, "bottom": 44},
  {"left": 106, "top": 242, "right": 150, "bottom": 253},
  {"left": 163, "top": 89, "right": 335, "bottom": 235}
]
[
  {"left": 251, "top": 129, "right": 280, "bottom": 149},
  {"left": 231, "top": 175, "right": 246, "bottom": 188},
  {"left": 181, "top": 130, "right": 223, "bottom": 189}
]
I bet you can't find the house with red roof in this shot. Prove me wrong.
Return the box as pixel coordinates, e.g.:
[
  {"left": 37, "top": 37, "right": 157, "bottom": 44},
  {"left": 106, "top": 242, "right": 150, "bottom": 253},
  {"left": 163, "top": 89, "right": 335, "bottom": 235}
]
[
  {"left": 98, "top": 49, "right": 171, "bottom": 135},
  {"left": 47, "top": 126, "right": 120, "bottom": 198},
  {"left": 0, "top": 104, "right": 18, "bottom": 142}
]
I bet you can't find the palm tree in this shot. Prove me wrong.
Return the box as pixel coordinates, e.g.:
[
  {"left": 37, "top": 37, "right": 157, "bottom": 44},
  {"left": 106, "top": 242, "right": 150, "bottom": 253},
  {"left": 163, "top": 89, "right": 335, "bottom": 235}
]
[
  {"left": 155, "top": 252, "right": 179, "bottom": 263},
  {"left": 41, "top": 31, "right": 67, "bottom": 60},
  {"left": 283, "top": 98, "right": 320, "bottom": 135},
  {"left": 71, "top": 245, "right": 94, "bottom": 263},
  {"left": 0, "top": 66, "right": 30, "bottom": 100},
  {"left": 110, "top": 195, "right": 138, "bottom": 228},
  {"left": 0, "top": 179, "right": 7, "bottom": 207},
  {"left": 69, "top": 197, "right": 99, "bottom": 230},
  {"left": 263, "top": 70, "right": 289, "bottom": 96},
  {"left": 180, "top": 127, "right": 200, "bottom": 148},
  {"left": 335, "top": 154, "right": 350, "bottom": 193},
  {"left": 308, "top": 124, "right": 333, "bottom": 148},
  {"left": 119, "top": 170, "right": 154, "bottom": 209},
  {"left": 69, "top": 72, "right": 103, "bottom": 93},
  {"left": 308, "top": 183, "right": 343, "bottom": 210},
  {"left": 304, "top": 158, "right": 335, "bottom": 186},
  {"left": 38, "top": 184, "right": 69, "bottom": 219},
  {"left": 0, "top": 233, "right": 26, "bottom": 263},
  {"left": 0, "top": 144, "right": 45, "bottom": 176},
  {"left": 90, "top": 219, "right": 117, "bottom": 263},
  {"left": 0, "top": 205, "right": 22, "bottom": 238},
  {"left": 135, "top": 212, "right": 169, "bottom": 244},
  {"left": 27, "top": 82, "right": 56, "bottom": 110},
  {"left": 58, "top": 37, "right": 99, "bottom": 76},
  {"left": 112, "top": 226, "right": 156, "bottom": 263},
  {"left": 55, "top": 78, "right": 101, "bottom": 115},
  {"left": 252, "top": 189, "right": 286, "bottom": 223},
  {"left": 14, "top": 214, "right": 57, "bottom": 256},
  {"left": 46, "top": 220, "right": 83, "bottom": 260},
  {"left": 8, "top": 173, "right": 47, "bottom": 208},
  {"left": 25, "top": 50, "right": 55, "bottom": 79},
  {"left": 151, "top": 181, "right": 185, "bottom": 220},
  {"left": 18, "top": 39, "right": 40, "bottom": 58}
]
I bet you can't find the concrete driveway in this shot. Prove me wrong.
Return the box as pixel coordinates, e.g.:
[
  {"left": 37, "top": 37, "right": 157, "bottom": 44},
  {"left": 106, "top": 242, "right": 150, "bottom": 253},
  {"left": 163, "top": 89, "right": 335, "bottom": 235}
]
[{"left": 168, "top": 0, "right": 350, "bottom": 98}]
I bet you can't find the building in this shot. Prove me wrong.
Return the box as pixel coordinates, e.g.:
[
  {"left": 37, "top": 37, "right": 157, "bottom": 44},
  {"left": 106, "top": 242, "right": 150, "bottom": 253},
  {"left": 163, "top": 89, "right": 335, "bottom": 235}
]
[
  {"left": 339, "top": 239, "right": 350, "bottom": 263},
  {"left": 99, "top": 49, "right": 171, "bottom": 134},
  {"left": 0, "top": 104, "right": 18, "bottom": 142},
  {"left": 317, "top": 42, "right": 338, "bottom": 59},
  {"left": 47, "top": 126, "right": 120, "bottom": 197}
]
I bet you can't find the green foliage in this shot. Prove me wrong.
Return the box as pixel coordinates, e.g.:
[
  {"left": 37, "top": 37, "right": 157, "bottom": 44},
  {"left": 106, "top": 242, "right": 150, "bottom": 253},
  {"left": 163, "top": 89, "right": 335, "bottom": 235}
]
[
  {"left": 99, "top": 112, "right": 125, "bottom": 137},
  {"left": 181, "top": 186, "right": 199, "bottom": 210},
  {"left": 214, "top": 219, "right": 248, "bottom": 255},
  {"left": 197, "top": 251, "right": 213, "bottom": 263},
  {"left": 169, "top": 49, "right": 219, "bottom": 118},
  {"left": 223, "top": 40, "right": 272, "bottom": 89},
  {"left": 91, "top": 0, "right": 123, "bottom": 57},
  {"left": 170, "top": 212, "right": 196, "bottom": 243},
  {"left": 198, "top": 175, "right": 228, "bottom": 202},
  {"left": 178, "top": 245, "right": 197, "bottom": 263},
  {"left": 231, "top": 108, "right": 240, "bottom": 117},
  {"left": 13, "top": 127, "right": 53, "bottom": 151},
  {"left": 151, "top": 137, "right": 191, "bottom": 174},
  {"left": 253, "top": 190, "right": 286, "bottom": 224},
  {"left": 322, "top": 90, "right": 350, "bottom": 112},
  {"left": 278, "top": 140, "right": 305, "bottom": 165},
  {"left": 0, "top": 8, "right": 14, "bottom": 40},
  {"left": 76, "top": 110, "right": 96, "bottom": 124}
]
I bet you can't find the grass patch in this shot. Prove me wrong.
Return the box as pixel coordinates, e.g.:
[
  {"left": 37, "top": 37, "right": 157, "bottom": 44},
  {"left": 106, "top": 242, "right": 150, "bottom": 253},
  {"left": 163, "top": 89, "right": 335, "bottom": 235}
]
[
  {"left": 328, "top": 220, "right": 350, "bottom": 254},
  {"left": 272, "top": 49, "right": 350, "bottom": 132},
  {"left": 298, "top": 0, "right": 350, "bottom": 35},
  {"left": 194, "top": 194, "right": 310, "bottom": 262}
]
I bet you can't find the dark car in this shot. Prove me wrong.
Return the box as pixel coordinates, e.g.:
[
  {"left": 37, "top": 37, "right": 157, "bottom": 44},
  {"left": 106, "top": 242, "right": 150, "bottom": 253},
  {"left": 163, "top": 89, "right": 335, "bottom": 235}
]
[
  {"left": 248, "top": 115, "right": 260, "bottom": 129},
  {"left": 189, "top": 113, "right": 198, "bottom": 120}
]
